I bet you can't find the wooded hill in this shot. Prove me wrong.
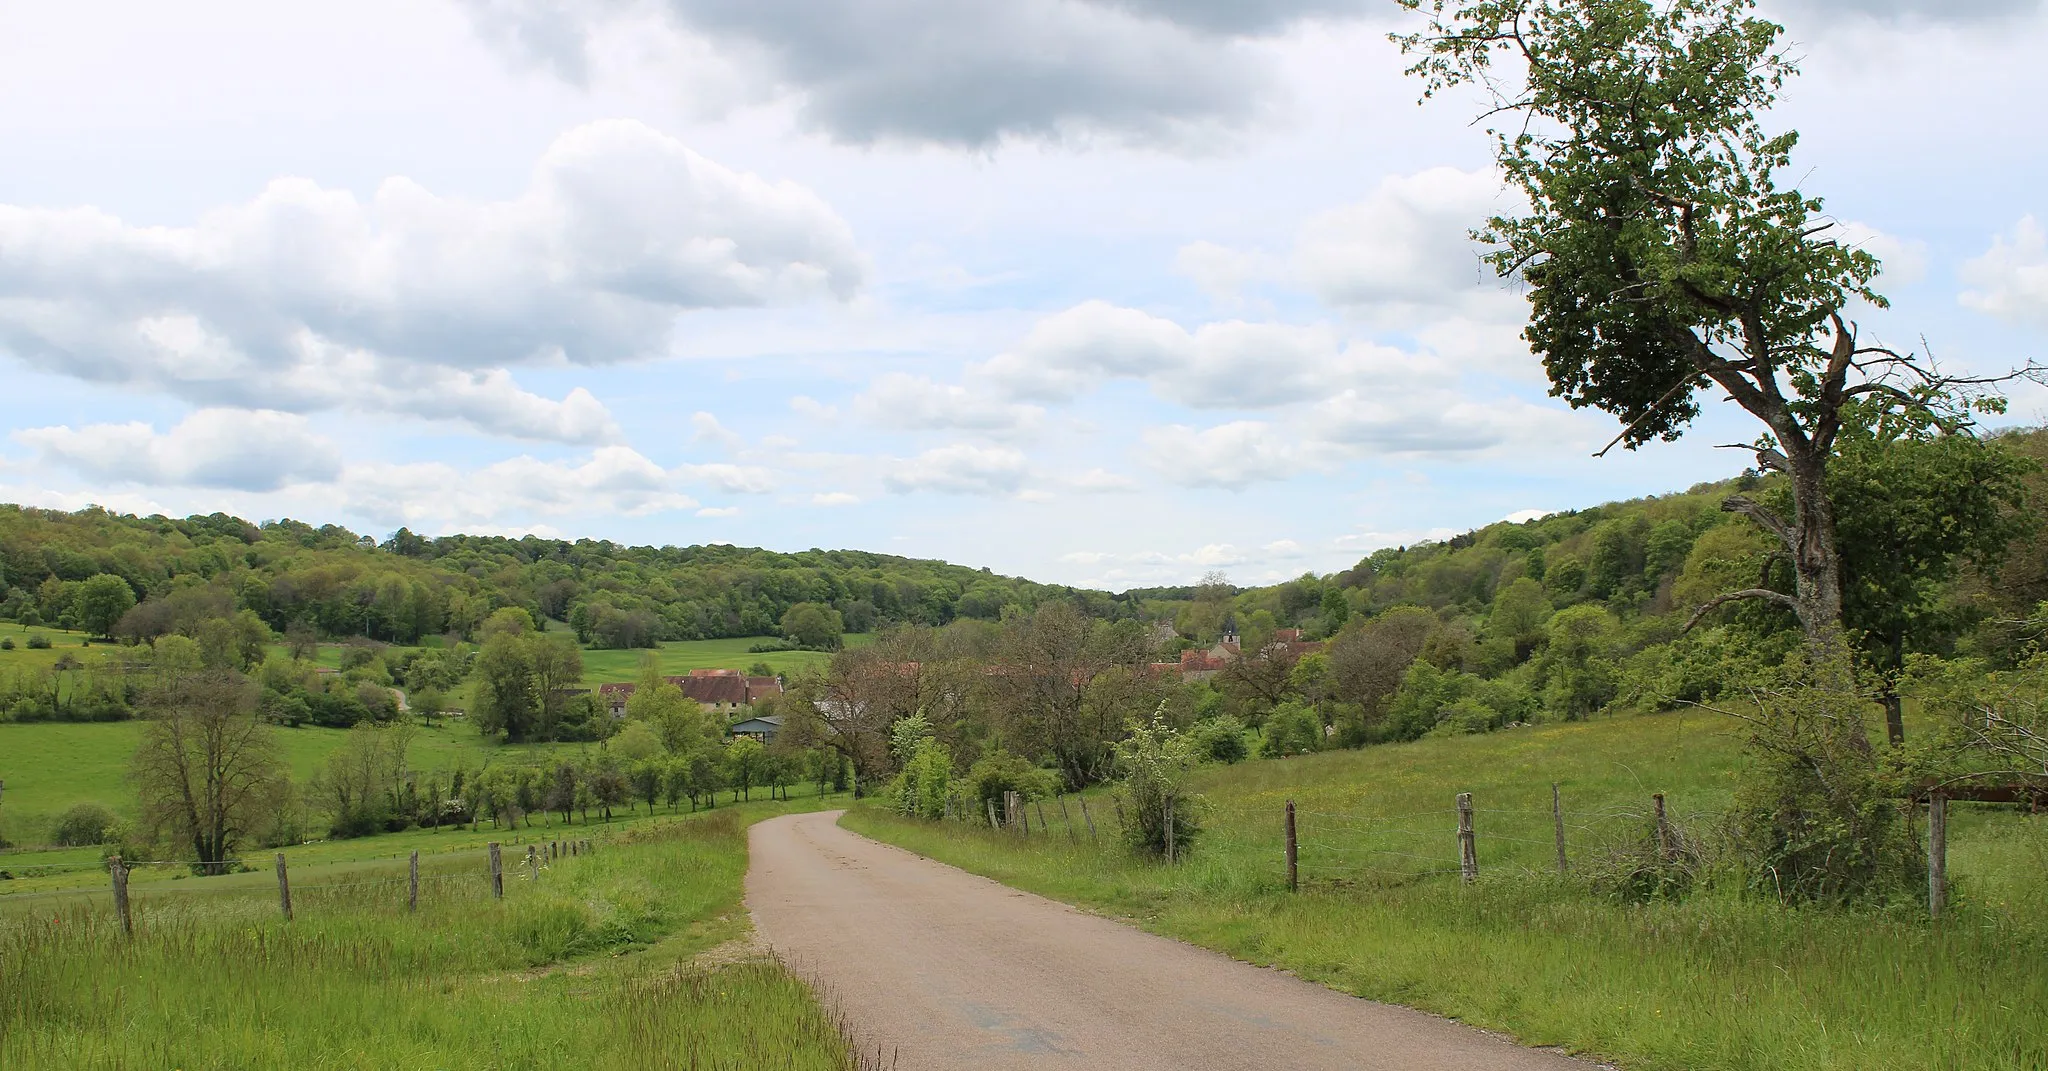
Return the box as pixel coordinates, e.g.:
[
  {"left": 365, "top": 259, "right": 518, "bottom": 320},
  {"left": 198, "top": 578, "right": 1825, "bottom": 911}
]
[{"left": 0, "top": 509, "right": 1114, "bottom": 649}]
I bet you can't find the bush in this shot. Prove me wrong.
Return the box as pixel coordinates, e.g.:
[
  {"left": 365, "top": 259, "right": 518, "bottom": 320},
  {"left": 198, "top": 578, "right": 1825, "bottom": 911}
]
[
  {"left": 892, "top": 739, "right": 953, "bottom": 820},
  {"left": 1190, "top": 716, "right": 1249, "bottom": 763},
  {"left": 0, "top": 638, "right": 13, "bottom": 650},
  {"left": 25, "top": 634, "right": 52, "bottom": 650},
  {"left": 1114, "top": 707, "right": 1202, "bottom": 859},
  {"left": 51, "top": 803, "right": 120, "bottom": 847},
  {"left": 964, "top": 751, "right": 1058, "bottom": 827},
  {"left": 1259, "top": 702, "right": 1323, "bottom": 758},
  {"left": 1726, "top": 650, "right": 1922, "bottom": 904}
]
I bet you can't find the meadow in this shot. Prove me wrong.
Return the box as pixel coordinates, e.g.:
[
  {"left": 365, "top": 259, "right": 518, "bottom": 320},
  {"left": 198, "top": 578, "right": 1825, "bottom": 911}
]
[
  {"left": 576, "top": 633, "right": 870, "bottom": 684},
  {"left": 0, "top": 628, "right": 865, "bottom": 849},
  {"left": 844, "top": 711, "right": 2048, "bottom": 1071},
  {"left": 0, "top": 802, "right": 859, "bottom": 1070}
]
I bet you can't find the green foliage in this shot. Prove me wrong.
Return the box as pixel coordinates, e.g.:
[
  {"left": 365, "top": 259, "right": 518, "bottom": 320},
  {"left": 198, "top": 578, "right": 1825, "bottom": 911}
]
[
  {"left": 0, "top": 501, "right": 1086, "bottom": 654},
  {"left": 49, "top": 802, "right": 118, "bottom": 847},
  {"left": 1113, "top": 708, "right": 1201, "bottom": 858},
  {"left": 892, "top": 738, "right": 952, "bottom": 820},
  {"left": 1189, "top": 715, "right": 1249, "bottom": 764},
  {"left": 73, "top": 574, "right": 135, "bottom": 640},
  {"left": 963, "top": 751, "right": 1057, "bottom": 825},
  {"left": 1257, "top": 702, "right": 1322, "bottom": 758},
  {"left": 780, "top": 602, "right": 846, "bottom": 651},
  {"left": 1726, "top": 651, "right": 1922, "bottom": 904},
  {"left": 24, "top": 635, "right": 50, "bottom": 651}
]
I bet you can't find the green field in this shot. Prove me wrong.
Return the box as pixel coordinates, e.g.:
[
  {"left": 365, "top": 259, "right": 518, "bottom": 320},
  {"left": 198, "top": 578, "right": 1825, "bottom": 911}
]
[
  {"left": 575, "top": 634, "right": 869, "bottom": 684},
  {"left": 2, "top": 802, "right": 857, "bottom": 1069},
  {"left": 0, "top": 622, "right": 864, "bottom": 687},
  {"left": 844, "top": 711, "right": 2048, "bottom": 1071}
]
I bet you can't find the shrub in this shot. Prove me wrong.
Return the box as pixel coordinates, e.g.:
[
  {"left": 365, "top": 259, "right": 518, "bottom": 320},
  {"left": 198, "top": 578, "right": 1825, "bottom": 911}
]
[
  {"left": 25, "top": 634, "right": 52, "bottom": 650},
  {"left": 51, "top": 803, "right": 120, "bottom": 847},
  {"left": 1190, "top": 715, "right": 1249, "bottom": 763},
  {"left": 0, "top": 638, "right": 13, "bottom": 650},
  {"left": 1259, "top": 702, "right": 1322, "bottom": 758},
  {"left": 892, "top": 739, "right": 953, "bottom": 820},
  {"left": 1725, "top": 649, "right": 1923, "bottom": 904},
  {"left": 964, "top": 751, "right": 1058, "bottom": 826},
  {"left": 1114, "top": 707, "right": 1202, "bottom": 859}
]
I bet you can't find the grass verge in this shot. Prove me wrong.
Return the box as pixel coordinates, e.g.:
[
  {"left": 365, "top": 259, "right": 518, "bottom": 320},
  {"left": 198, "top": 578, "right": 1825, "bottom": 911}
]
[{"left": 2, "top": 803, "right": 857, "bottom": 1070}]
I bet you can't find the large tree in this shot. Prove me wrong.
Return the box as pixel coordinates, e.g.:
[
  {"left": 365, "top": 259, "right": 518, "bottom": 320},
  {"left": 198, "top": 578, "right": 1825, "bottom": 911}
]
[
  {"left": 1395, "top": 0, "right": 2033, "bottom": 644},
  {"left": 132, "top": 668, "right": 287, "bottom": 874}
]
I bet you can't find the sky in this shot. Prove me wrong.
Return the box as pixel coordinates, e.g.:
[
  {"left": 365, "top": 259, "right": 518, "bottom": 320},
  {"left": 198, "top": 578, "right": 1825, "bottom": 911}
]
[{"left": 3, "top": 0, "right": 2046, "bottom": 591}]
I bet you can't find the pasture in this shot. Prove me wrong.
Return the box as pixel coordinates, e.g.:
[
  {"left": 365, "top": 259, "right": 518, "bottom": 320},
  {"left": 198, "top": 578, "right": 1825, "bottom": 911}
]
[
  {"left": 1, "top": 804, "right": 858, "bottom": 1069},
  {"left": 845, "top": 711, "right": 2048, "bottom": 1071},
  {"left": 577, "top": 634, "right": 869, "bottom": 684}
]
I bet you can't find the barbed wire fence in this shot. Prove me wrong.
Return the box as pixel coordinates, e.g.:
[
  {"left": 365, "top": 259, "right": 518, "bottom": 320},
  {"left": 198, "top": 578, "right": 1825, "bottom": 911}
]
[{"left": 1, "top": 835, "right": 608, "bottom": 935}]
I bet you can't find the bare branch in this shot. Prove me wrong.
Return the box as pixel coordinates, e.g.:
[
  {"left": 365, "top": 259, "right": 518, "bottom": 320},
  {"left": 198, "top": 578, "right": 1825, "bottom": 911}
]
[{"left": 1684, "top": 588, "right": 1799, "bottom": 632}]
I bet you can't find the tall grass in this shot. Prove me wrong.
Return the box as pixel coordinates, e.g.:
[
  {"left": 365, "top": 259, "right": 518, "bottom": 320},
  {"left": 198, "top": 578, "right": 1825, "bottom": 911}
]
[
  {"left": 0, "top": 808, "right": 856, "bottom": 1070},
  {"left": 845, "top": 712, "right": 2048, "bottom": 1071}
]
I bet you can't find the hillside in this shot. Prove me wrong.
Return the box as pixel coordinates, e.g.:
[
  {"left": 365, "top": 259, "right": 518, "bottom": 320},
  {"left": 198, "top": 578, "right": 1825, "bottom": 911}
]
[{"left": 0, "top": 505, "right": 1108, "bottom": 649}]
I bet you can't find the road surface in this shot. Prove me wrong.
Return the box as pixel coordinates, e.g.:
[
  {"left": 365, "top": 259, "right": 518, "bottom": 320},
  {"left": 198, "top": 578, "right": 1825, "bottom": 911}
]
[{"left": 746, "top": 811, "right": 1590, "bottom": 1071}]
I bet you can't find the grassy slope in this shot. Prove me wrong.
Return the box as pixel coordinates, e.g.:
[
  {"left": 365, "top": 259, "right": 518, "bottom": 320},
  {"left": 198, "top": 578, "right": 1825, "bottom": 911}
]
[
  {"left": 843, "top": 712, "right": 2048, "bottom": 1071},
  {"left": 2, "top": 802, "right": 856, "bottom": 1070},
  {"left": 577, "top": 633, "right": 870, "bottom": 684}
]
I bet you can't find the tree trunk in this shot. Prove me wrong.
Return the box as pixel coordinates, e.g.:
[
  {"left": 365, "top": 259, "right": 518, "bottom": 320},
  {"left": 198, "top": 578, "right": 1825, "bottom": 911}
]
[{"left": 1785, "top": 441, "right": 1845, "bottom": 642}]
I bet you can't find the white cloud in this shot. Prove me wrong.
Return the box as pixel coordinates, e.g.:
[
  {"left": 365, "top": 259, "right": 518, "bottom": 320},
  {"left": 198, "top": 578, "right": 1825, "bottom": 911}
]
[
  {"left": 338, "top": 446, "right": 699, "bottom": 528},
  {"left": 789, "top": 395, "right": 839, "bottom": 421},
  {"left": 852, "top": 372, "right": 1045, "bottom": 434},
  {"left": 811, "top": 491, "right": 861, "bottom": 507},
  {"left": 1136, "top": 421, "right": 1324, "bottom": 490},
  {"left": 1067, "top": 468, "right": 1140, "bottom": 493},
  {"left": 677, "top": 462, "right": 777, "bottom": 494},
  {"left": 695, "top": 505, "right": 741, "bottom": 518},
  {"left": 883, "top": 444, "right": 1030, "bottom": 496},
  {"left": 1174, "top": 240, "right": 1283, "bottom": 303},
  {"left": 1961, "top": 216, "right": 2048, "bottom": 328},
  {"left": 1501, "top": 508, "right": 1554, "bottom": 524},
  {"left": 1309, "top": 390, "right": 1585, "bottom": 455},
  {"left": 15, "top": 409, "right": 342, "bottom": 492},
  {"left": 976, "top": 301, "right": 1403, "bottom": 409},
  {"left": 463, "top": 0, "right": 1383, "bottom": 149},
  {"left": 1293, "top": 166, "right": 1521, "bottom": 323},
  {"left": 0, "top": 120, "right": 864, "bottom": 442},
  {"left": 690, "top": 411, "right": 744, "bottom": 450}
]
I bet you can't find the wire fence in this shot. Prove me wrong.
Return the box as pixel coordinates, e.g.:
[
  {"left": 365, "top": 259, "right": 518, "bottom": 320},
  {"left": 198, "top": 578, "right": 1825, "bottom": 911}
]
[{"left": 0, "top": 836, "right": 605, "bottom": 928}]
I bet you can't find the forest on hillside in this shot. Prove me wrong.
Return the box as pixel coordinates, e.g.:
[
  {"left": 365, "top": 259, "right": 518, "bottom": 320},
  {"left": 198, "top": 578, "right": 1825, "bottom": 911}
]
[{"left": 0, "top": 508, "right": 1112, "bottom": 650}]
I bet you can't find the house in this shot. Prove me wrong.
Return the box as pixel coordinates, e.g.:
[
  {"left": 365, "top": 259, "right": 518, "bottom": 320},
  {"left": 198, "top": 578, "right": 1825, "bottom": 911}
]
[
  {"left": 745, "top": 675, "right": 784, "bottom": 704},
  {"left": 728, "top": 714, "right": 784, "bottom": 742},
  {"left": 596, "top": 669, "right": 763, "bottom": 718}
]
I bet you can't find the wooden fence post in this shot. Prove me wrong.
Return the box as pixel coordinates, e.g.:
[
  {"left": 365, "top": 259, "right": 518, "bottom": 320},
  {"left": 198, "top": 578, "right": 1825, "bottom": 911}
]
[
  {"left": 488, "top": 842, "right": 503, "bottom": 899},
  {"left": 275, "top": 853, "right": 293, "bottom": 921},
  {"left": 110, "top": 855, "right": 132, "bottom": 937},
  {"left": 1058, "top": 797, "right": 1076, "bottom": 842},
  {"left": 1456, "top": 793, "right": 1477, "bottom": 884},
  {"left": 1035, "top": 800, "right": 1049, "bottom": 837},
  {"left": 1079, "top": 797, "right": 1098, "bottom": 843},
  {"left": 1929, "top": 793, "right": 1948, "bottom": 920},
  {"left": 987, "top": 798, "right": 1000, "bottom": 829},
  {"left": 1551, "top": 782, "right": 1567, "bottom": 874},
  {"left": 408, "top": 851, "right": 420, "bottom": 913},
  {"left": 1165, "top": 796, "right": 1176, "bottom": 865},
  {"left": 1285, "top": 800, "right": 1298, "bottom": 893},
  {"left": 527, "top": 845, "right": 538, "bottom": 882},
  {"left": 1653, "top": 792, "right": 1674, "bottom": 863}
]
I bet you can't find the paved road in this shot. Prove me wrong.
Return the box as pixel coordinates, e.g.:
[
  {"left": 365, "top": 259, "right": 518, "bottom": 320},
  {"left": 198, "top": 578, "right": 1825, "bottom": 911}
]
[{"left": 746, "top": 811, "right": 1589, "bottom": 1071}]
